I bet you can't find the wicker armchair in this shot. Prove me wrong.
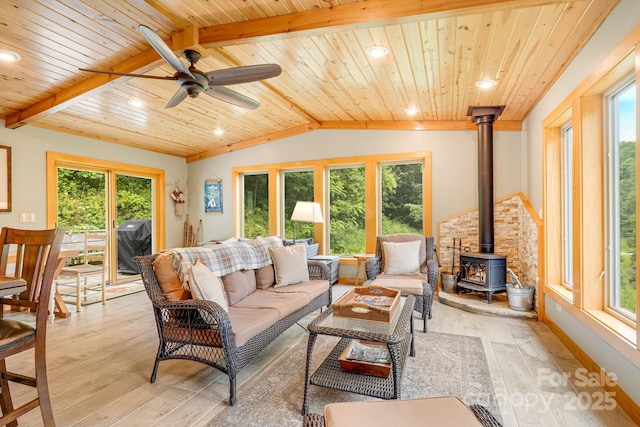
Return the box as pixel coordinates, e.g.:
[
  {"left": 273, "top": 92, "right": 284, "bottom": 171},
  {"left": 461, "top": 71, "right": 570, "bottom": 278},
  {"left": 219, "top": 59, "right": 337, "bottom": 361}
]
[
  {"left": 365, "top": 234, "right": 438, "bottom": 331},
  {"left": 134, "top": 254, "right": 331, "bottom": 406}
]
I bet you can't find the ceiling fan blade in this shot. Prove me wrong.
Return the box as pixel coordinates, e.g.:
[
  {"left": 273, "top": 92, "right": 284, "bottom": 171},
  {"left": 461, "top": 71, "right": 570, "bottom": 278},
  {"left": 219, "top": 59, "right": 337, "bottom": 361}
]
[
  {"left": 206, "top": 64, "right": 282, "bottom": 86},
  {"left": 79, "top": 68, "right": 175, "bottom": 80},
  {"left": 139, "top": 25, "right": 195, "bottom": 80},
  {"left": 165, "top": 89, "right": 189, "bottom": 108},
  {"left": 204, "top": 86, "right": 260, "bottom": 109}
]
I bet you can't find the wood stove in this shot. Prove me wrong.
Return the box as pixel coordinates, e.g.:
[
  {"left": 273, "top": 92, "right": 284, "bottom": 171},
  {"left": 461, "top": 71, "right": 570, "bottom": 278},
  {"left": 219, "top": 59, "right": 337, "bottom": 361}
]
[
  {"left": 456, "top": 105, "right": 508, "bottom": 303},
  {"left": 458, "top": 253, "right": 506, "bottom": 303}
]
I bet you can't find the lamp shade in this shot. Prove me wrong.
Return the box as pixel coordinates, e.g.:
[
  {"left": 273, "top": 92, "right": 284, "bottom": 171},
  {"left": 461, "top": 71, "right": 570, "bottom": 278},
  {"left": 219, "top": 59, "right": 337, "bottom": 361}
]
[{"left": 290, "top": 201, "right": 324, "bottom": 223}]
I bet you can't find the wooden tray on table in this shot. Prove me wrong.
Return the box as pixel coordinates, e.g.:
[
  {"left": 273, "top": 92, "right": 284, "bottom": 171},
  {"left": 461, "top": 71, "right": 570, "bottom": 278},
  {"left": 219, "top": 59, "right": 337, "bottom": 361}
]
[{"left": 333, "top": 285, "right": 400, "bottom": 322}]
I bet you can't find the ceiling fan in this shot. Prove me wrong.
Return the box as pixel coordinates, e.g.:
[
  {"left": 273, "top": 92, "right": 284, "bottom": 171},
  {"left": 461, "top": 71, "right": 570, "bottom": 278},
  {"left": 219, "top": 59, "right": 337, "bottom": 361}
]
[{"left": 80, "top": 25, "right": 282, "bottom": 109}]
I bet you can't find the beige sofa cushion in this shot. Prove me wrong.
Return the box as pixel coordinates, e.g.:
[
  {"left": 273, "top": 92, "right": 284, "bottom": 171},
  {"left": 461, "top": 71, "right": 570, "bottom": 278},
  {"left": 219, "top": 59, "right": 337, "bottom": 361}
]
[
  {"left": 370, "top": 276, "right": 424, "bottom": 296},
  {"left": 152, "top": 252, "right": 191, "bottom": 301},
  {"left": 267, "top": 279, "right": 329, "bottom": 301},
  {"left": 233, "top": 289, "right": 309, "bottom": 318},
  {"left": 227, "top": 306, "right": 280, "bottom": 347},
  {"left": 269, "top": 244, "right": 309, "bottom": 287},
  {"left": 323, "top": 396, "right": 483, "bottom": 427},
  {"left": 255, "top": 264, "right": 275, "bottom": 289},
  {"left": 221, "top": 270, "right": 256, "bottom": 305}
]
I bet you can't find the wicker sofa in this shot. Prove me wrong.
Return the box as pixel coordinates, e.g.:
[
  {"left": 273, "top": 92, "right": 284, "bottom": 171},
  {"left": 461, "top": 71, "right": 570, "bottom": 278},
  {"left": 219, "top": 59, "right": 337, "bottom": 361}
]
[{"left": 134, "top": 236, "right": 331, "bottom": 406}]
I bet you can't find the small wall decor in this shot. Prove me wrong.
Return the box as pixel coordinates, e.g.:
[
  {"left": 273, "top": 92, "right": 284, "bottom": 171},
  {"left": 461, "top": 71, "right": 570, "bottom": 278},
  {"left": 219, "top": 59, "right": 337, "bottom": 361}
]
[
  {"left": 0, "top": 145, "right": 11, "bottom": 212},
  {"left": 204, "top": 179, "right": 222, "bottom": 214},
  {"left": 171, "top": 186, "right": 185, "bottom": 216}
]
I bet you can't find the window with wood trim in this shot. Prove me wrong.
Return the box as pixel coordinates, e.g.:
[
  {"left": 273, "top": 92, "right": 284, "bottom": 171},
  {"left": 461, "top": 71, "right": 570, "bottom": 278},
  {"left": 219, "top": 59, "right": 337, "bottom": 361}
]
[
  {"left": 243, "top": 172, "right": 269, "bottom": 239},
  {"left": 561, "top": 122, "right": 574, "bottom": 289},
  {"left": 232, "top": 152, "right": 432, "bottom": 255},
  {"left": 605, "top": 77, "right": 637, "bottom": 323}
]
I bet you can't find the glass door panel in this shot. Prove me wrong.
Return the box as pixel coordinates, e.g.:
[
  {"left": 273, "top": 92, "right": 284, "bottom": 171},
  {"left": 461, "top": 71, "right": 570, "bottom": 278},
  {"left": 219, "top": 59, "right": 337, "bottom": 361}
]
[{"left": 115, "top": 174, "right": 153, "bottom": 282}]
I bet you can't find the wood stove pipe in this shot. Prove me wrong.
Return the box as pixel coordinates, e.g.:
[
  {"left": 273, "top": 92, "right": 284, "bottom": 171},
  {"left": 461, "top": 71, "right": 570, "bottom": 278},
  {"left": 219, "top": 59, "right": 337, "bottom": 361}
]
[{"left": 467, "top": 106, "right": 505, "bottom": 254}]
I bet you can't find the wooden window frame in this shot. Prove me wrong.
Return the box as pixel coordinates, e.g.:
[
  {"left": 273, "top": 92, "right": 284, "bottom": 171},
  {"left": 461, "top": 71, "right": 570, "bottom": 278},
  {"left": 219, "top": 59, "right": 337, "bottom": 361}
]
[
  {"left": 232, "top": 151, "right": 432, "bottom": 255},
  {"left": 542, "top": 28, "right": 640, "bottom": 363}
]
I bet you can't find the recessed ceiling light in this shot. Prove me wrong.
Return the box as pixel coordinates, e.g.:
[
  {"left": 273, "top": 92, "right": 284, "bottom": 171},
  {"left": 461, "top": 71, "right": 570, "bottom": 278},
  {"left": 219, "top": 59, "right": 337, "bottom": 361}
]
[
  {"left": 0, "top": 49, "right": 21, "bottom": 62},
  {"left": 366, "top": 45, "right": 389, "bottom": 58},
  {"left": 405, "top": 105, "right": 419, "bottom": 116},
  {"left": 475, "top": 78, "right": 497, "bottom": 89},
  {"left": 213, "top": 128, "right": 225, "bottom": 136},
  {"left": 127, "top": 99, "right": 145, "bottom": 107}
]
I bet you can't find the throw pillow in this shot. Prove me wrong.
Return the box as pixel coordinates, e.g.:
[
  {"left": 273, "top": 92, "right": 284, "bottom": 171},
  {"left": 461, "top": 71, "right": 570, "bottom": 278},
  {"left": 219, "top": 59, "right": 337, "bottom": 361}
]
[
  {"left": 269, "top": 244, "right": 309, "bottom": 288},
  {"left": 221, "top": 270, "right": 256, "bottom": 305},
  {"left": 152, "top": 252, "right": 191, "bottom": 300},
  {"left": 255, "top": 264, "right": 275, "bottom": 289},
  {"left": 383, "top": 240, "right": 421, "bottom": 275},
  {"left": 188, "top": 260, "right": 229, "bottom": 312}
]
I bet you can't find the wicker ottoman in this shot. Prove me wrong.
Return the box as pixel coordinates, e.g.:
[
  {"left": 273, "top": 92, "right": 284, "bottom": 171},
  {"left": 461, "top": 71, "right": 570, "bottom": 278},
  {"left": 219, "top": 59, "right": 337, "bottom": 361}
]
[{"left": 303, "top": 396, "right": 502, "bottom": 427}]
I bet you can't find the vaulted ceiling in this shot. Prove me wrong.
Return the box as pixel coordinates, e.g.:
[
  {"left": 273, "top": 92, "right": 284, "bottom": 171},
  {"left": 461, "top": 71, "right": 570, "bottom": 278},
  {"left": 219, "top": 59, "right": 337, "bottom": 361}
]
[{"left": 0, "top": 0, "right": 618, "bottom": 161}]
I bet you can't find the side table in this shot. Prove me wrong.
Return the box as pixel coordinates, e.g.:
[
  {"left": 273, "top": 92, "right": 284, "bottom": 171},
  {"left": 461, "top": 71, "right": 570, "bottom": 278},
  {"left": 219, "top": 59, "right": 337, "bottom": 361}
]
[{"left": 353, "top": 253, "right": 374, "bottom": 286}]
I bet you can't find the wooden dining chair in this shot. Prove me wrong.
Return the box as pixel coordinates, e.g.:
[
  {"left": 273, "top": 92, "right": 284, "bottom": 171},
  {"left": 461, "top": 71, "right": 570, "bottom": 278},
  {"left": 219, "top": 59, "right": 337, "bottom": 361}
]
[
  {"left": 0, "top": 227, "right": 65, "bottom": 427},
  {"left": 57, "top": 231, "right": 108, "bottom": 311}
]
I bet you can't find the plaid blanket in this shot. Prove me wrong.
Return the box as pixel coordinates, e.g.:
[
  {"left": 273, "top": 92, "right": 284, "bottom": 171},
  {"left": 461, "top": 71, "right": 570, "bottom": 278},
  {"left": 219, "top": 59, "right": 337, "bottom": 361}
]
[{"left": 170, "top": 236, "right": 283, "bottom": 285}]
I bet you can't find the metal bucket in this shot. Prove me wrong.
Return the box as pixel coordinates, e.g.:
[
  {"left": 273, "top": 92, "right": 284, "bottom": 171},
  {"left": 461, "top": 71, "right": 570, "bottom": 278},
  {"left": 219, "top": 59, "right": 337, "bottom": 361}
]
[
  {"left": 506, "top": 284, "right": 534, "bottom": 311},
  {"left": 441, "top": 273, "right": 456, "bottom": 293}
]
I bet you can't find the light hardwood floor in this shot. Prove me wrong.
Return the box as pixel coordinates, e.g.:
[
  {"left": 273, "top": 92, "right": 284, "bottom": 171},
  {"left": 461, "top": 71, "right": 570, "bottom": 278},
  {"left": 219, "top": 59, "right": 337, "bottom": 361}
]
[{"left": 4, "top": 285, "right": 635, "bottom": 426}]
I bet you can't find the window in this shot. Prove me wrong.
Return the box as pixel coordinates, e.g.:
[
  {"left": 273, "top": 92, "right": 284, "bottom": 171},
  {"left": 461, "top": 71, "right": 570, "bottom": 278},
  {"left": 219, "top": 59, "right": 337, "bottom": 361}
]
[
  {"left": 561, "top": 123, "right": 573, "bottom": 289},
  {"left": 243, "top": 173, "right": 269, "bottom": 239},
  {"left": 605, "top": 77, "right": 636, "bottom": 322},
  {"left": 329, "top": 166, "right": 365, "bottom": 254},
  {"left": 232, "top": 152, "right": 431, "bottom": 254},
  {"left": 380, "top": 162, "right": 423, "bottom": 235},
  {"left": 283, "top": 170, "right": 314, "bottom": 240}
]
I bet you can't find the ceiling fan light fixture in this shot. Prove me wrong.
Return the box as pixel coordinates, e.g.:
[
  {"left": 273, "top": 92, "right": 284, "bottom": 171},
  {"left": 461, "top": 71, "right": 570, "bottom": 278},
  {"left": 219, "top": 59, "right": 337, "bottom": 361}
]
[
  {"left": 0, "top": 49, "right": 21, "bottom": 62},
  {"left": 366, "top": 45, "right": 389, "bottom": 58},
  {"left": 475, "top": 78, "right": 497, "bottom": 89},
  {"left": 405, "top": 105, "right": 419, "bottom": 116},
  {"left": 213, "top": 128, "right": 225, "bottom": 136}
]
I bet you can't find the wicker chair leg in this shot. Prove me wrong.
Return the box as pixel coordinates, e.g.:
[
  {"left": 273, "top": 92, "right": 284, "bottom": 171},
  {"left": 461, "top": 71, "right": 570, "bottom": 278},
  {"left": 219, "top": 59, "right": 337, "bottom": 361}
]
[
  {"left": 150, "top": 353, "right": 161, "bottom": 383},
  {"left": 229, "top": 376, "right": 236, "bottom": 406},
  {"left": 303, "top": 413, "right": 324, "bottom": 427}
]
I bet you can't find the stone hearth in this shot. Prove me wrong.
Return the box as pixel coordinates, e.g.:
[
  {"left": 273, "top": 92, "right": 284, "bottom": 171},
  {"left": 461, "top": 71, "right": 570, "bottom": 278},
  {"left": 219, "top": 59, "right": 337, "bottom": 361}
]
[{"left": 437, "top": 291, "right": 537, "bottom": 320}]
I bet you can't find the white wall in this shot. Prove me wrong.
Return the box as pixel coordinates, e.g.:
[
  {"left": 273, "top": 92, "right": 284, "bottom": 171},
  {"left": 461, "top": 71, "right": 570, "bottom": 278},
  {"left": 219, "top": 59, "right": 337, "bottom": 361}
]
[
  {"left": 187, "top": 128, "right": 522, "bottom": 241},
  {"left": 524, "top": 0, "right": 640, "bottom": 408},
  {"left": 524, "top": 0, "right": 640, "bottom": 212},
  {"left": 0, "top": 120, "right": 188, "bottom": 248}
]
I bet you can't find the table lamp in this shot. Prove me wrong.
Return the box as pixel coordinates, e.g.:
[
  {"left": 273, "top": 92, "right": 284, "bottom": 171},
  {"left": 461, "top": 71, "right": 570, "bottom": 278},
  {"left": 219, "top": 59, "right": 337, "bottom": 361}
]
[{"left": 290, "top": 201, "right": 324, "bottom": 244}]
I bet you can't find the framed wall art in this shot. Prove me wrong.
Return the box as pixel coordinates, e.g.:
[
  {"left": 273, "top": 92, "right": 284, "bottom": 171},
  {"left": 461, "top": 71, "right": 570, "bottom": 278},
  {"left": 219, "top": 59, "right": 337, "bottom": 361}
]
[
  {"left": 0, "top": 145, "right": 11, "bottom": 212},
  {"left": 204, "top": 179, "right": 222, "bottom": 214}
]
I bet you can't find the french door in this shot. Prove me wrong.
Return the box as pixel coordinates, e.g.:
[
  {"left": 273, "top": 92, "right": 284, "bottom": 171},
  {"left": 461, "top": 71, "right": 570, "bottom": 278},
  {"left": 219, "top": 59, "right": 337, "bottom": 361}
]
[{"left": 46, "top": 153, "right": 165, "bottom": 285}]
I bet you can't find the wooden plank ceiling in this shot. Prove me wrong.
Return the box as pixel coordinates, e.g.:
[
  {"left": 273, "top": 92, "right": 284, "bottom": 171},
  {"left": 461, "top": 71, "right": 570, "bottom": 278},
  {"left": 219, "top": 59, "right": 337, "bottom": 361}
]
[{"left": 0, "top": 0, "right": 619, "bottom": 161}]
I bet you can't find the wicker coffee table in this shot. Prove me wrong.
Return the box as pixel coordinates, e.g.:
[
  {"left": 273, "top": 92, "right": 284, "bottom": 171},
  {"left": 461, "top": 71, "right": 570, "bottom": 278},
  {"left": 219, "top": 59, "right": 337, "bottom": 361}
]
[{"left": 302, "top": 295, "right": 415, "bottom": 415}]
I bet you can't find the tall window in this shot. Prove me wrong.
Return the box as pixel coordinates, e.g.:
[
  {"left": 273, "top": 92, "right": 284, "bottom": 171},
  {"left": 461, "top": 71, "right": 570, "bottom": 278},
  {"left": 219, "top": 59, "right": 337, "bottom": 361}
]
[
  {"left": 243, "top": 173, "right": 269, "bottom": 239},
  {"left": 283, "top": 170, "right": 314, "bottom": 240},
  {"left": 561, "top": 123, "right": 573, "bottom": 289},
  {"left": 605, "top": 77, "right": 636, "bottom": 322},
  {"left": 329, "top": 166, "right": 365, "bottom": 254},
  {"left": 380, "top": 162, "right": 423, "bottom": 235}
]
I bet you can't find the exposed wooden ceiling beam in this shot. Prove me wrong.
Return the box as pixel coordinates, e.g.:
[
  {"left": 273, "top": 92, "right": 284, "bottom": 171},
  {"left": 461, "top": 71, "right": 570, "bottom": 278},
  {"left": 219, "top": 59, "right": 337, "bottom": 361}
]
[
  {"left": 320, "top": 120, "right": 523, "bottom": 131},
  {"left": 5, "top": 48, "right": 164, "bottom": 129},
  {"left": 198, "top": 0, "right": 582, "bottom": 47},
  {"left": 186, "top": 123, "right": 320, "bottom": 163}
]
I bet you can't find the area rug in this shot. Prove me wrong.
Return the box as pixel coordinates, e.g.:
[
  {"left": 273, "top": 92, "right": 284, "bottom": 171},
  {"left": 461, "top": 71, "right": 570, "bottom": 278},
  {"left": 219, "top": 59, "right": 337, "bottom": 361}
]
[
  {"left": 58, "top": 280, "right": 145, "bottom": 306},
  {"left": 209, "top": 331, "right": 500, "bottom": 426}
]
